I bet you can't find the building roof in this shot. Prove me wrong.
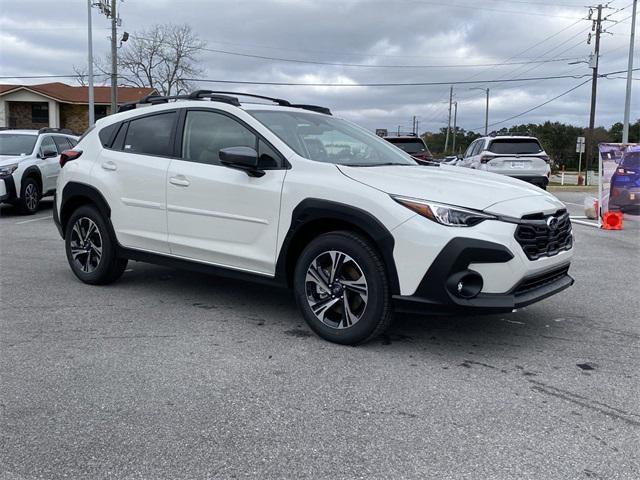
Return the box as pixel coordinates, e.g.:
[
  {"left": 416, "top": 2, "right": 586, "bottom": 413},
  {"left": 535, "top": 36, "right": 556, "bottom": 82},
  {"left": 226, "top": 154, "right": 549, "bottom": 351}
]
[{"left": 0, "top": 82, "right": 156, "bottom": 105}]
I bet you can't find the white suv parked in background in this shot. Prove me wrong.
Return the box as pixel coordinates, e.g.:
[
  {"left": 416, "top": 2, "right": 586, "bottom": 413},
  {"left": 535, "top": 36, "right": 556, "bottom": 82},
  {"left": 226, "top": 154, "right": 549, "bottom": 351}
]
[
  {"left": 0, "top": 128, "right": 78, "bottom": 214},
  {"left": 458, "top": 134, "right": 551, "bottom": 189},
  {"left": 54, "top": 91, "right": 574, "bottom": 345}
]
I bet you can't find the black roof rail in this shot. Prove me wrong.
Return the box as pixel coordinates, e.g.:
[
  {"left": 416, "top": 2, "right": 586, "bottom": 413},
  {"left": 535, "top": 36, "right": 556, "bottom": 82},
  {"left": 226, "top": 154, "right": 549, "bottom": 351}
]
[
  {"left": 38, "top": 127, "right": 74, "bottom": 135},
  {"left": 289, "top": 104, "right": 332, "bottom": 116},
  {"left": 116, "top": 90, "right": 332, "bottom": 115},
  {"left": 189, "top": 91, "right": 332, "bottom": 115}
]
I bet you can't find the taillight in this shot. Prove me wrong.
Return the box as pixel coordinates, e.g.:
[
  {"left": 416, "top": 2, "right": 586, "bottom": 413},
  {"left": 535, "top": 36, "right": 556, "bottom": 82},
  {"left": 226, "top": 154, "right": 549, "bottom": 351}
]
[
  {"left": 60, "top": 149, "right": 82, "bottom": 167},
  {"left": 480, "top": 154, "right": 496, "bottom": 164},
  {"left": 540, "top": 154, "right": 550, "bottom": 162}
]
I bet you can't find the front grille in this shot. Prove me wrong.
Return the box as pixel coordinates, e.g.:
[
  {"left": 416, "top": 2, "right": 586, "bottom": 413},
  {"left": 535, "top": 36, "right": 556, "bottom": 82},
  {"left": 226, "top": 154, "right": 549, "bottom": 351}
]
[
  {"left": 514, "top": 209, "right": 573, "bottom": 261},
  {"left": 514, "top": 264, "right": 570, "bottom": 296}
]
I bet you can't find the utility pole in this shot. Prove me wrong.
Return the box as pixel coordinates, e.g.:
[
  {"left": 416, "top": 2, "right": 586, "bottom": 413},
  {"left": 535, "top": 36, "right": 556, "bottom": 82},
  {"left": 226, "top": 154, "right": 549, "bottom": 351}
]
[
  {"left": 412, "top": 115, "right": 416, "bottom": 135},
  {"left": 444, "top": 86, "right": 453, "bottom": 153},
  {"left": 110, "top": 0, "right": 118, "bottom": 113},
  {"left": 87, "top": 0, "right": 95, "bottom": 127},
  {"left": 483, "top": 88, "right": 489, "bottom": 136},
  {"left": 585, "top": 4, "right": 602, "bottom": 186},
  {"left": 623, "top": 0, "right": 637, "bottom": 143},
  {"left": 416, "top": 119, "right": 420, "bottom": 136},
  {"left": 452, "top": 101, "right": 458, "bottom": 153}
]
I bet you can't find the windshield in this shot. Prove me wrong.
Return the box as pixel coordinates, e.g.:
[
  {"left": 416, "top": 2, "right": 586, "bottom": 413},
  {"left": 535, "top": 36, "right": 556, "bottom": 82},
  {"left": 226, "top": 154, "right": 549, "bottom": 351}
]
[
  {"left": 621, "top": 151, "right": 640, "bottom": 169},
  {"left": 488, "top": 139, "right": 543, "bottom": 155},
  {"left": 248, "top": 110, "right": 416, "bottom": 167},
  {"left": 0, "top": 134, "right": 37, "bottom": 156},
  {"left": 387, "top": 139, "right": 429, "bottom": 154}
]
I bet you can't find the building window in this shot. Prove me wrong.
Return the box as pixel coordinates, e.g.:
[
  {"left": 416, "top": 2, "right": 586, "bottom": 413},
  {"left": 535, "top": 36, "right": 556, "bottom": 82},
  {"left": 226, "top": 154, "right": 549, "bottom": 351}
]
[
  {"left": 95, "top": 105, "right": 108, "bottom": 120},
  {"left": 32, "top": 103, "right": 49, "bottom": 124}
]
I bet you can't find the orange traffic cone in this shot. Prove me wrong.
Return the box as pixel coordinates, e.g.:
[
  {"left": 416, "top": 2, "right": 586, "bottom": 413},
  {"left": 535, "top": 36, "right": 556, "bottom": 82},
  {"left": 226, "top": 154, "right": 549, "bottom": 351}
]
[{"left": 602, "top": 211, "right": 623, "bottom": 230}]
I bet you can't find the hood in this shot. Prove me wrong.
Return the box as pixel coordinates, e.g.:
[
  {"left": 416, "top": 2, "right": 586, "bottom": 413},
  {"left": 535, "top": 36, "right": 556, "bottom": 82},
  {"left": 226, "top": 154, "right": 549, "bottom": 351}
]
[
  {"left": 0, "top": 155, "right": 27, "bottom": 167},
  {"left": 337, "top": 164, "right": 552, "bottom": 211}
]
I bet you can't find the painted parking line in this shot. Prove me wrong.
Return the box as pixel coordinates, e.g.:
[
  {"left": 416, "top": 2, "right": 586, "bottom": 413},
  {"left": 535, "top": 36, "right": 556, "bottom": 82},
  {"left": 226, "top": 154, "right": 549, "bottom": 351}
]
[{"left": 15, "top": 215, "right": 52, "bottom": 225}]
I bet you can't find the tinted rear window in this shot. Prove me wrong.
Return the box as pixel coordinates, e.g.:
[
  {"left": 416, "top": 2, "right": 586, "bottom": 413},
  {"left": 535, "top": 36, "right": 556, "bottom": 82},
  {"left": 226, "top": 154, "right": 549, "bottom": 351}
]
[
  {"left": 488, "top": 139, "right": 543, "bottom": 154},
  {"left": 123, "top": 112, "right": 177, "bottom": 157},
  {"left": 98, "top": 123, "right": 118, "bottom": 147},
  {"left": 621, "top": 151, "right": 640, "bottom": 168},
  {"left": 386, "top": 139, "right": 429, "bottom": 154}
]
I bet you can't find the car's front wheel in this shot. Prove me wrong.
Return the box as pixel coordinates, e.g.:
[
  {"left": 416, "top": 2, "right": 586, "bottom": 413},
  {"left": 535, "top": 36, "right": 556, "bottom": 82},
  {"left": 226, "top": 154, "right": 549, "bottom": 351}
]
[
  {"left": 65, "top": 205, "right": 127, "bottom": 285},
  {"left": 293, "top": 231, "right": 393, "bottom": 345},
  {"left": 17, "top": 177, "right": 41, "bottom": 214}
]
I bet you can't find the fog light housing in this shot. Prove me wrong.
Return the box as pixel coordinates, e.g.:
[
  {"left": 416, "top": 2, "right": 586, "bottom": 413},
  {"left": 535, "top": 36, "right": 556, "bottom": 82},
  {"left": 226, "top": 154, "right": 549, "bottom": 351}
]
[{"left": 447, "top": 270, "right": 483, "bottom": 299}]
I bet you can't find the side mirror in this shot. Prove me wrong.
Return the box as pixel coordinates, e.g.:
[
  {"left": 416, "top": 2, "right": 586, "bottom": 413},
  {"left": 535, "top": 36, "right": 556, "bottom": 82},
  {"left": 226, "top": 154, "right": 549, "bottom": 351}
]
[
  {"left": 39, "top": 149, "right": 58, "bottom": 159},
  {"left": 219, "top": 146, "right": 264, "bottom": 177}
]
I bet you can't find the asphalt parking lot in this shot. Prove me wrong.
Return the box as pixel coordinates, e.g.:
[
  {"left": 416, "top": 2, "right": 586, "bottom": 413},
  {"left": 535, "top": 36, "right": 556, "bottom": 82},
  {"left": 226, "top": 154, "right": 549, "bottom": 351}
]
[{"left": 1, "top": 191, "right": 639, "bottom": 480}]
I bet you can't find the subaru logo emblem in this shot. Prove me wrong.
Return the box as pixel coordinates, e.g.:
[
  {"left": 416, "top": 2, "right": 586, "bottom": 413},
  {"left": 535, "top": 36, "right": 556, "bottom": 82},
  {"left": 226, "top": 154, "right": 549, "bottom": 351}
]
[{"left": 546, "top": 216, "right": 559, "bottom": 230}]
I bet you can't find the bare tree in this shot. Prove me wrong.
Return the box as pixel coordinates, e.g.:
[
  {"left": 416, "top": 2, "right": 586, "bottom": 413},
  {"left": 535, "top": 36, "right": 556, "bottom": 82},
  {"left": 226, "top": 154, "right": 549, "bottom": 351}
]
[
  {"left": 72, "top": 65, "right": 108, "bottom": 87},
  {"left": 72, "top": 65, "right": 88, "bottom": 86},
  {"left": 116, "top": 24, "right": 206, "bottom": 96}
]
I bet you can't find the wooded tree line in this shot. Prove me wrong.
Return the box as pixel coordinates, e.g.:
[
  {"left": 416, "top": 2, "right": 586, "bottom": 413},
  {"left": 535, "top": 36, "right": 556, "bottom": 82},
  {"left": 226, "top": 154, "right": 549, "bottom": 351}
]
[{"left": 423, "top": 120, "right": 640, "bottom": 169}]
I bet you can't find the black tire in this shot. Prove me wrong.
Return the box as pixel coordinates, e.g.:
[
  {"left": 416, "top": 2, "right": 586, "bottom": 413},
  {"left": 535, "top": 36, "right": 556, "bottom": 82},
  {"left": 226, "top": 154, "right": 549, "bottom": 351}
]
[
  {"left": 17, "top": 177, "right": 41, "bottom": 214},
  {"left": 293, "top": 231, "right": 393, "bottom": 345},
  {"left": 65, "top": 205, "right": 127, "bottom": 285}
]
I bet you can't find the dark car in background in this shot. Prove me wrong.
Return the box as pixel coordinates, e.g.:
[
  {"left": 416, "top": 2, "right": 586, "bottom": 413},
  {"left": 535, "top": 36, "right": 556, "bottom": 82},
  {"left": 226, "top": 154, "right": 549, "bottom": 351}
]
[
  {"left": 609, "top": 146, "right": 640, "bottom": 214},
  {"left": 384, "top": 135, "right": 434, "bottom": 164}
]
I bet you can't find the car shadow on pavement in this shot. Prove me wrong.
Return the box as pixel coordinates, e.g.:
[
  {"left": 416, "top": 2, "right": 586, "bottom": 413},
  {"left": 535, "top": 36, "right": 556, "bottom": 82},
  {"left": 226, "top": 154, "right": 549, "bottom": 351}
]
[
  {"left": 0, "top": 197, "right": 54, "bottom": 217},
  {"left": 114, "top": 262, "right": 565, "bottom": 357}
]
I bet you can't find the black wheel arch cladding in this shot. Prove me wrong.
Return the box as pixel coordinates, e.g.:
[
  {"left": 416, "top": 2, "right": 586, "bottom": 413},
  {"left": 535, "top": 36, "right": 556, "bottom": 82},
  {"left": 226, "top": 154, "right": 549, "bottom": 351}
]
[{"left": 275, "top": 198, "right": 401, "bottom": 295}]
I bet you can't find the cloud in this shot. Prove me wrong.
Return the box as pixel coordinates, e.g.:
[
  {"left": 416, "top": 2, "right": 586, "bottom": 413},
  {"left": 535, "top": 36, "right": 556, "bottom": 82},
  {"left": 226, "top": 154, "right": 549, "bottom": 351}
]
[{"left": 0, "top": 0, "right": 636, "bottom": 133}]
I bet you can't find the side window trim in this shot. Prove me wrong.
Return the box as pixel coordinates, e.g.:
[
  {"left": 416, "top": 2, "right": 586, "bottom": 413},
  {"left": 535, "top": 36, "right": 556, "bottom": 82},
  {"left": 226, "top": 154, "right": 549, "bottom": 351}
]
[{"left": 176, "top": 107, "right": 289, "bottom": 170}]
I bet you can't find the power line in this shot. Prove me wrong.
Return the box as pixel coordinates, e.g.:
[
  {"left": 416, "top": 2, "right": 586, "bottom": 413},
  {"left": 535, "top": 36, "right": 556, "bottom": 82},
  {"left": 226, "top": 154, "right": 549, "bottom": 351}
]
[
  {"left": 399, "top": 0, "right": 586, "bottom": 19},
  {"left": 470, "top": 79, "right": 592, "bottom": 130},
  {"left": 198, "top": 46, "right": 582, "bottom": 69},
  {"left": 468, "top": 67, "right": 640, "bottom": 131}
]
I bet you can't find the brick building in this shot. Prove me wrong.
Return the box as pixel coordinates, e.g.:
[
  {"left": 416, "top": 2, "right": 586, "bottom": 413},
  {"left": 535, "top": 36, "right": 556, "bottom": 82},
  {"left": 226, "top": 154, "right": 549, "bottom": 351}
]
[{"left": 0, "top": 83, "right": 156, "bottom": 134}]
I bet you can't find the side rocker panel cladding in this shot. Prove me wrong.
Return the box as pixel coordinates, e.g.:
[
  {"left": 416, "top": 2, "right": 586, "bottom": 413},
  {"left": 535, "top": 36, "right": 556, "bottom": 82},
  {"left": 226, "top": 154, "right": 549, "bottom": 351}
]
[{"left": 275, "top": 198, "right": 401, "bottom": 295}]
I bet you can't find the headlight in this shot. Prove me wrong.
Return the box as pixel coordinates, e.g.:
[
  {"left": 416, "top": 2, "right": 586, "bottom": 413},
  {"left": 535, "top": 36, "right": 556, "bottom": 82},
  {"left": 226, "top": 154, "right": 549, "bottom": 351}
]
[
  {"left": 0, "top": 163, "right": 18, "bottom": 176},
  {"left": 392, "top": 196, "right": 496, "bottom": 227}
]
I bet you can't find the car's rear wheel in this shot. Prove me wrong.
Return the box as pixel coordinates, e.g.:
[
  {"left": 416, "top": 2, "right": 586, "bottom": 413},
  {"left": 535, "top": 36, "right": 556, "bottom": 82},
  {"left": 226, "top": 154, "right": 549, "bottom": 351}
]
[
  {"left": 65, "top": 205, "right": 127, "bottom": 285},
  {"left": 293, "top": 231, "right": 393, "bottom": 345},
  {"left": 17, "top": 177, "right": 40, "bottom": 214}
]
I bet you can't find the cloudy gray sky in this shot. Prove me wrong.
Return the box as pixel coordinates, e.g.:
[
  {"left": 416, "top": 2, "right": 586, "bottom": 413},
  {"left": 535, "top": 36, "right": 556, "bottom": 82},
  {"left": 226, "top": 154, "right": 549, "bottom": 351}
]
[{"left": 0, "top": 0, "right": 637, "bottom": 133}]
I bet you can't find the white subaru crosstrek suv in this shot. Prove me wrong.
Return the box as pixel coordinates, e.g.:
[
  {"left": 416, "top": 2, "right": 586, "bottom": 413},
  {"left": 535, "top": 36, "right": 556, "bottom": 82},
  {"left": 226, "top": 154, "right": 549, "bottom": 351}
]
[
  {"left": 458, "top": 134, "right": 552, "bottom": 189},
  {"left": 0, "top": 128, "right": 78, "bottom": 214},
  {"left": 54, "top": 91, "right": 574, "bottom": 345}
]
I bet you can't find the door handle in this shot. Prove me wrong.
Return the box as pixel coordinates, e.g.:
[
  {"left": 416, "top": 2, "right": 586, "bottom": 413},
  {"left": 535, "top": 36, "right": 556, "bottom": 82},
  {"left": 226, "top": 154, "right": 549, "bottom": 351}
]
[
  {"left": 169, "top": 175, "right": 190, "bottom": 187},
  {"left": 101, "top": 161, "right": 117, "bottom": 171}
]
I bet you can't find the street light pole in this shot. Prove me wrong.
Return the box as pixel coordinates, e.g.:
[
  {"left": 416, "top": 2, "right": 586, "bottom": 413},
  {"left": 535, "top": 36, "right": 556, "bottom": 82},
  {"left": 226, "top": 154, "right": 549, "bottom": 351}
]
[
  {"left": 469, "top": 87, "right": 490, "bottom": 135},
  {"left": 483, "top": 88, "right": 489, "bottom": 135},
  {"left": 452, "top": 101, "right": 458, "bottom": 153},
  {"left": 622, "top": 0, "right": 637, "bottom": 143},
  {"left": 110, "top": 0, "right": 118, "bottom": 114},
  {"left": 87, "top": 0, "right": 95, "bottom": 127}
]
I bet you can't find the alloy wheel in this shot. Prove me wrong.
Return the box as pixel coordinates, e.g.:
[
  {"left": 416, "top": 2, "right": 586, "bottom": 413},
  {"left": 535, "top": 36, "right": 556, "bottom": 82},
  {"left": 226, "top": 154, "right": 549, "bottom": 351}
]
[
  {"left": 24, "top": 183, "right": 38, "bottom": 211},
  {"left": 69, "top": 217, "right": 103, "bottom": 273},
  {"left": 305, "top": 250, "right": 368, "bottom": 329}
]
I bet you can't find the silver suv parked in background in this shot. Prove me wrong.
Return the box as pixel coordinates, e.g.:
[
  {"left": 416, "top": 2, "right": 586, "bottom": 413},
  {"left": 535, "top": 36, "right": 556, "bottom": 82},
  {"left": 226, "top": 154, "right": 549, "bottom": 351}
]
[{"left": 458, "top": 134, "right": 551, "bottom": 189}]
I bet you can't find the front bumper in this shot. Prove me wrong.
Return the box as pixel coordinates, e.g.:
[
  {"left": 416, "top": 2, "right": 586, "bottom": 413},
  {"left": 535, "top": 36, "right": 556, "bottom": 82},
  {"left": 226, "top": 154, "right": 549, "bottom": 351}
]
[
  {"left": 392, "top": 237, "right": 574, "bottom": 315},
  {"left": 0, "top": 175, "right": 17, "bottom": 203}
]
